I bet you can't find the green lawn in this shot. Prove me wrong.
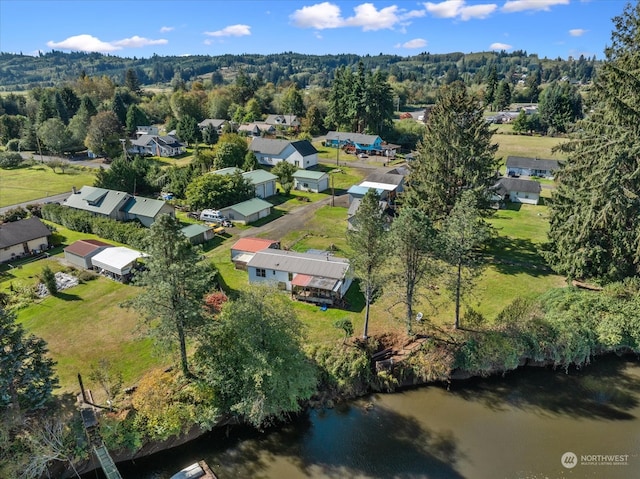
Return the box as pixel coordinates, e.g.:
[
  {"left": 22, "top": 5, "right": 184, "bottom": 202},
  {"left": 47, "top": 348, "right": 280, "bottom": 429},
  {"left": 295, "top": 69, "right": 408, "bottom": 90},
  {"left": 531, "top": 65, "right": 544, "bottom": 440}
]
[{"left": 0, "top": 164, "right": 97, "bottom": 207}]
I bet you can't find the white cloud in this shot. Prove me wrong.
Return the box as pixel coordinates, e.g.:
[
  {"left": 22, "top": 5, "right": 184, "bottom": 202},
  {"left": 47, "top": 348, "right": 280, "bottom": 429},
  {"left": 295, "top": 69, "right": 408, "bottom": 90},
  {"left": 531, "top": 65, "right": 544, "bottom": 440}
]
[
  {"left": 47, "top": 34, "right": 167, "bottom": 53},
  {"left": 160, "top": 26, "right": 174, "bottom": 33},
  {"left": 502, "top": 0, "right": 569, "bottom": 14},
  {"left": 569, "top": 28, "right": 587, "bottom": 37},
  {"left": 112, "top": 36, "right": 168, "bottom": 48},
  {"left": 290, "top": 2, "right": 425, "bottom": 31},
  {"left": 47, "top": 34, "right": 121, "bottom": 53},
  {"left": 396, "top": 38, "right": 428, "bottom": 49},
  {"left": 490, "top": 42, "right": 513, "bottom": 51},
  {"left": 424, "top": 1, "right": 497, "bottom": 20},
  {"left": 204, "top": 24, "right": 251, "bottom": 37}
]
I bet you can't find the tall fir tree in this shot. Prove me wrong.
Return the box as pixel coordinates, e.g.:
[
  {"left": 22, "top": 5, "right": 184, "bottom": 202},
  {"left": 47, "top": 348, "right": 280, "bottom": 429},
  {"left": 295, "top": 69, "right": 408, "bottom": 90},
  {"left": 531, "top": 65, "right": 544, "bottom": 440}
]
[{"left": 546, "top": 2, "right": 640, "bottom": 282}]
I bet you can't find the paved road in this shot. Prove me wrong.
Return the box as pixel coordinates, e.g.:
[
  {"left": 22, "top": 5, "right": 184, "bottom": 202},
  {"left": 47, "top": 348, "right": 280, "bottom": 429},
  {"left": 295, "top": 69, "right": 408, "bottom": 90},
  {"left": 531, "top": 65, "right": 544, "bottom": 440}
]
[
  {"left": 19, "top": 151, "right": 110, "bottom": 169},
  {"left": 0, "top": 192, "right": 71, "bottom": 215}
]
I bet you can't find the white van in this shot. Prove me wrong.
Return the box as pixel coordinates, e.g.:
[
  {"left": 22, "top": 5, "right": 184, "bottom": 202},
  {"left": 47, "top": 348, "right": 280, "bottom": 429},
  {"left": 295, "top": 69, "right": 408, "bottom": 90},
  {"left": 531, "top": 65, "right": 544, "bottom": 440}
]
[{"left": 199, "top": 209, "right": 226, "bottom": 222}]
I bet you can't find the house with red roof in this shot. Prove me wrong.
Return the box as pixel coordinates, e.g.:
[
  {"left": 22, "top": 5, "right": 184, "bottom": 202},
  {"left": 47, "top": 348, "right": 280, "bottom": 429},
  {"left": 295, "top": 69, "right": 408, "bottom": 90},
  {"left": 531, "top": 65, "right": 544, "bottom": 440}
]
[
  {"left": 230, "top": 237, "right": 280, "bottom": 270},
  {"left": 63, "top": 239, "right": 113, "bottom": 269}
]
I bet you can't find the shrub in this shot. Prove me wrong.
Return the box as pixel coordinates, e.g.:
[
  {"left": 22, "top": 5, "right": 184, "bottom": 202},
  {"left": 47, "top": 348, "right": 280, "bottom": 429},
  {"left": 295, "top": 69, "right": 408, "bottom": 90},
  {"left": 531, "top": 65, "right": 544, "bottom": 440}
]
[
  {"left": 41, "top": 266, "right": 58, "bottom": 296},
  {"left": 0, "top": 151, "right": 23, "bottom": 168}
]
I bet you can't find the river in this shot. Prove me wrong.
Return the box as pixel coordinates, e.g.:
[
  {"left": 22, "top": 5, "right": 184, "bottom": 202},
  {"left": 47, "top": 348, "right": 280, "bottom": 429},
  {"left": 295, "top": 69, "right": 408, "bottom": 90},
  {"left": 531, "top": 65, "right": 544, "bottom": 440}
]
[{"left": 103, "top": 355, "right": 640, "bottom": 479}]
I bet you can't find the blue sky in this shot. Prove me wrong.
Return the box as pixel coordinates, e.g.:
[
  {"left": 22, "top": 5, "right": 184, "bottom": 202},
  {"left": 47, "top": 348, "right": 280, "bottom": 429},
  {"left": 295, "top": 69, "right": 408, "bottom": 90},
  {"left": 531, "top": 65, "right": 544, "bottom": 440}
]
[{"left": 0, "top": 1, "right": 629, "bottom": 60}]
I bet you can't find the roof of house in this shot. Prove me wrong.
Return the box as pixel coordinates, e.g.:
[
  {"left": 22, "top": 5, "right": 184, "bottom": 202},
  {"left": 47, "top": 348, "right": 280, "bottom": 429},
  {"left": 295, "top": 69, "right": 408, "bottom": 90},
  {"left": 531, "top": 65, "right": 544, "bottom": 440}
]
[
  {"left": 247, "top": 249, "right": 350, "bottom": 279},
  {"left": 64, "top": 239, "right": 112, "bottom": 257},
  {"left": 231, "top": 237, "right": 280, "bottom": 253},
  {"left": 63, "top": 186, "right": 129, "bottom": 216},
  {"left": 225, "top": 198, "right": 272, "bottom": 216},
  {"left": 293, "top": 170, "right": 328, "bottom": 180},
  {"left": 325, "top": 131, "right": 381, "bottom": 144},
  {"left": 291, "top": 140, "right": 318, "bottom": 157},
  {"left": 198, "top": 119, "right": 227, "bottom": 128},
  {"left": 130, "top": 134, "right": 185, "bottom": 149},
  {"left": 211, "top": 167, "right": 242, "bottom": 176},
  {"left": 264, "top": 114, "right": 299, "bottom": 125},
  {"left": 347, "top": 185, "right": 385, "bottom": 196},
  {"left": 494, "top": 177, "right": 542, "bottom": 195},
  {"left": 364, "top": 171, "right": 405, "bottom": 186},
  {"left": 242, "top": 169, "right": 277, "bottom": 184},
  {"left": 238, "top": 123, "right": 260, "bottom": 132},
  {"left": 122, "top": 196, "right": 170, "bottom": 218},
  {"left": 249, "top": 137, "right": 290, "bottom": 156},
  {"left": 505, "top": 156, "right": 561, "bottom": 170},
  {"left": 91, "top": 246, "right": 146, "bottom": 274},
  {"left": 0, "top": 217, "right": 52, "bottom": 249},
  {"left": 180, "top": 224, "right": 213, "bottom": 239}
]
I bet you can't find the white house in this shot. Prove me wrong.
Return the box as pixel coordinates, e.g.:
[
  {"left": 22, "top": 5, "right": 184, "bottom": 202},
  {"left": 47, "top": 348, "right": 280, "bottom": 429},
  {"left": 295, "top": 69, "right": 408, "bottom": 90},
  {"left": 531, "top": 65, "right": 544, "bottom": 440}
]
[
  {"left": 264, "top": 114, "right": 300, "bottom": 129},
  {"left": 246, "top": 249, "right": 352, "bottom": 306},
  {"left": 230, "top": 237, "right": 281, "bottom": 270},
  {"left": 492, "top": 177, "right": 542, "bottom": 205},
  {"left": 293, "top": 170, "right": 329, "bottom": 193},
  {"left": 505, "top": 156, "right": 561, "bottom": 179},
  {"left": 249, "top": 138, "right": 318, "bottom": 169}
]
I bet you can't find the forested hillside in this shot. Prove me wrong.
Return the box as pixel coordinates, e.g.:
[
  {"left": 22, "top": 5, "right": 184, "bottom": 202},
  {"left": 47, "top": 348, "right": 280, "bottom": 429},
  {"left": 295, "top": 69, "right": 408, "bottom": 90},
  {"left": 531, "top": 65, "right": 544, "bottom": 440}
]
[{"left": 0, "top": 49, "right": 599, "bottom": 91}]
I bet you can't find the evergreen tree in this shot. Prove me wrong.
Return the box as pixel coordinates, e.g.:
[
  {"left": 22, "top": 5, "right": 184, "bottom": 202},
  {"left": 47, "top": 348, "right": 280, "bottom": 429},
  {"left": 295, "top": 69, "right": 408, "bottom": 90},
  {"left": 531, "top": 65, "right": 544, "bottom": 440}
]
[
  {"left": 538, "top": 80, "right": 583, "bottom": 134},
  {"left": 546, "top": 2, "right": 640, "bottom": 282},
  {"left": 111, "top": 91, "right": 128, "bottom": 125},
  {"left": 281, "top": 85, "right": 305, "bottom": 117},
  {"left": 176, "top": 114, "right": 200, "bottom": 147},
  {"left": 125, "top": 104, "right": 149, "bottom": 136},
  {"left": 127, "top": 214, "right": 217, "bottom": 378},
  {"left": 494, "top": 80, "right": 512, "bottom": 111},
  {"left": 402, "top": 81, "right": 499, "bottom": 220},
  {"left": 201, "top": 123, "right": 219, "bottom": 146},
  {"left": 124, "top": 68, "right": 141, "bottom": 94},
  {"left": 484, "top": 66, "right": 498, "bottom": 108},
  {"left": 347, "top": 189, "right": 388, "bottom": 339},
  {"left": 0, "top": 308, "right": 58, "bottom": 413}
]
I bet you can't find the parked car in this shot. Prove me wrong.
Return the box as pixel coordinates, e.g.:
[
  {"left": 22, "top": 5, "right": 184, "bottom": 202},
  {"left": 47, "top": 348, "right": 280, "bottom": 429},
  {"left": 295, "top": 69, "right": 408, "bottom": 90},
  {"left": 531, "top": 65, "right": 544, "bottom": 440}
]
[{"left": 358, "top": 153, "right": 368, "bottom": 158}]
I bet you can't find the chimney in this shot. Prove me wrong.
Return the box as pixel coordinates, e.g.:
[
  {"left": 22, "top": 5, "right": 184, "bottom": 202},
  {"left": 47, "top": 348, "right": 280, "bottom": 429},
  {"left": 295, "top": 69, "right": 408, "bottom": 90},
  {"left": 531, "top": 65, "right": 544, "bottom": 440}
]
[{"left": 72, "top": 186, "right": 77, "bottom": 194}]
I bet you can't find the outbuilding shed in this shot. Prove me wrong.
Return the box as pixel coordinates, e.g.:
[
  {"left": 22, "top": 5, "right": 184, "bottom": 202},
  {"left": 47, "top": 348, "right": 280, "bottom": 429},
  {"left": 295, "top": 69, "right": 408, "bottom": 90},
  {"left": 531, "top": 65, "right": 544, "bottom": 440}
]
[{"left": 91, "top": 246, "right": 147, "bottom": 282}]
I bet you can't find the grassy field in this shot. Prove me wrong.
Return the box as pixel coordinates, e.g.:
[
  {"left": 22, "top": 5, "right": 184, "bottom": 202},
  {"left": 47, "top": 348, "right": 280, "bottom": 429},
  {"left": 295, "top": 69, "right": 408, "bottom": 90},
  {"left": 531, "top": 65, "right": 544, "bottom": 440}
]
[{"left": 0, "top": 164, "right": 97, "bottom": 207}]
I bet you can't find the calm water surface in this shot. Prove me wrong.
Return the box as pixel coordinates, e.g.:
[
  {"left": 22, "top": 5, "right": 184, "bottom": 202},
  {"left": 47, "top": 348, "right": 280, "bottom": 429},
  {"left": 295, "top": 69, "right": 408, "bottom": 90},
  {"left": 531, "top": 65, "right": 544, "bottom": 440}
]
[{"left": 108, "top": 355, "right": 640, "bottom": 479}]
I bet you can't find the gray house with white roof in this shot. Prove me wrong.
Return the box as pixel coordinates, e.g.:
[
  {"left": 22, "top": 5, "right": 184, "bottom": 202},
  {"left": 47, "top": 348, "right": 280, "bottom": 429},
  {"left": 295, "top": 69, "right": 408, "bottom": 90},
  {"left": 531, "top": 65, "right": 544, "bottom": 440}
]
[
  {"left": 249, "top": 138, "right": 318, "bottom": 169},
  {"left": 246, "top": 249, "right": 352, "bottom": 306}
]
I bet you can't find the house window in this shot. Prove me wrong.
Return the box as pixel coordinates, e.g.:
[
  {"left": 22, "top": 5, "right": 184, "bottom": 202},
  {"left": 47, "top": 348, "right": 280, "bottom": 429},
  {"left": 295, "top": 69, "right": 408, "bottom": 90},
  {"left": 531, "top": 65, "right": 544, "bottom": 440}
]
[
  {"left": 295, "top": 160, "right": 300, "bottom": 167},
  {"left": 288, "top": 272, "right": 293, "bottom": 281},
  {"left": 272, "top": 270, "right": 276, "bottom": 275},
  {"left": 303, "top": 183, "right": 309, "bottom": 188},
  {"left": 256, "top": 268, "right": 266, "bottom": 277}
]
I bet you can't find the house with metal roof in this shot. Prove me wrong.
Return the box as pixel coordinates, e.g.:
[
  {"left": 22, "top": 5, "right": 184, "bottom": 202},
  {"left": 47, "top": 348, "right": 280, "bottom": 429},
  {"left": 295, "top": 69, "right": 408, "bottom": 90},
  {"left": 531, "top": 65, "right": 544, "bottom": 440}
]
[
  {"left": 264, "top": 114, "right": 300, "bottom": 129},
  {"left": 492, "top": 177, "right": 542, "bottom": 205},
  {"left": 293, "top": 170, "right": 329, "bottom": 193},
  {"left": 324, "top": 131, "right": 398, "bottom": 157},
  {"left": 246, "top": 249, "right": 352, "bottom": 306},
  {"left": 249, "top": 138, "right": 318, "bottom": 169},
  {"left": 210, "top": 167, "right": 277, "bottom": 198},
  {"left": 91, "top": 246, "right": 147, "bottom": 282},
  {"left": 180, "top": 224, "right": 215, "bottom": 245},
  {"left": 63, "top": 239, "right": 112, "bottom": 269},
  {"left": 505, "top": 156, "right": 561, "bottom": 179},
  {"left": 0, "top": 217, "right": 52, "bottom": 263},
  {"left": 129, "top": 134, "right": 186, "bottom": 157},
  {"left": 230, "top": 237, "right": 280, "bottom": 270},
  {"left": 219, "top": 198, "right": 272, "bottom": 225},
  {"left": 62, "top": 186, "right": 174, "bottom": 226}
]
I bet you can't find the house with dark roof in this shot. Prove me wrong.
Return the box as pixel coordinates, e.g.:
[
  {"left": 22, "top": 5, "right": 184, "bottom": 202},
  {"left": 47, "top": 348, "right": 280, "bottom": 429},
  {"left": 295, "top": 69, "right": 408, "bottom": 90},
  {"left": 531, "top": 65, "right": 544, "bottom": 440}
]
[
  {"left": 63, "top": 239, "right": 112, "bottom": 269},
  {"left": 129, "top": 134, "right": 186, "bottom": 157},
  {"left": 249, "top": 138, "right": 318, "bottom": 169},
  {"left": 492, "top": 177, "right": 542, "bottom": 205},
  {"left": 63, "top": 186, "right": 174, "bottom": 226},
  {"left": 347, "top": 170, "right": 406, "bottom": 205},
  {"left": 230, "top": 237, "right": 280, "bottom": 270},
  {"left": 505, "top": 156, "right": 561, "bottom": 179},
  {"left": 197, "top": 119, "right": 229, "bottom": 135},
  {"left": 0, "top": 217, "right": 52, "bottom": 263},
  {"left": 246, "top": 249, "right": 352, "bottom": 306}
]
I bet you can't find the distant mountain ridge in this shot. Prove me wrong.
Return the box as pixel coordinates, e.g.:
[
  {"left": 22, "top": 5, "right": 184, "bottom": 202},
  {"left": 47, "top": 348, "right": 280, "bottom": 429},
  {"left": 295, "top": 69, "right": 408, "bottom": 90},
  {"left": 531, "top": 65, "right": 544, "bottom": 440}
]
[{"left": 0, "top": 49, "right": 599, "bottom": 91}]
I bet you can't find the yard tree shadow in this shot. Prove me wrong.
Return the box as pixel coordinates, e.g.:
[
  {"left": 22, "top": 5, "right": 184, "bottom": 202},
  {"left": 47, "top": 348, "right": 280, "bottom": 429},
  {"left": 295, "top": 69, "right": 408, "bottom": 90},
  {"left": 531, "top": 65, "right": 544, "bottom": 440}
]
[
  {"left": 485, "top": 236, "right": 553, "bottom": 277},
  {"left": 54, "top": 291, "right": 82, "bottom": 301},
  {"left": 447, "top": 355, "right": 640, "bottom": 421}
]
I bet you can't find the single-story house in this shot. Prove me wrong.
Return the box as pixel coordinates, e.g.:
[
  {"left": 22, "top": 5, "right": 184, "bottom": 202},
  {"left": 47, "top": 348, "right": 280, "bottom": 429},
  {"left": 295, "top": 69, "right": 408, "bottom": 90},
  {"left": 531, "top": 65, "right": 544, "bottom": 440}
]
[
  {"left": 347, "top": 185, "right": 385, "bottom": 205},
  {"left": 210, "top": 167, "right": 277, "bottom": 199},
  {"left": 293, "top": 170, "right": 329, "bottom": 193},
  {"left": 324, "top": 132, "right": 397, "bottom": 157},
  {"left": 63, "top": 239, "right": 112, "bottom": 269},
  {"left": 249, "top": 138, "right": 318, "bottom": 169},
  {"left": 180, "top": 224, "right": 215, "bottom": 245},
  {"left": 136, "top": 125, "right": 159, "bottom": 136},
  {"left": 91, "top": 246, "right": 147, "bottom": 282},
  {"left": 237, "top": 123, "right": 262, "bottom": 137},
  {"left": 230, "top": 237, "right": 280, "bottom": 270},
  {"left": 246, "top": 249, "right": 352, "bottom": 306},
  {"left": 347, "top": 198, "right": 392, "bottom": 231},
  {"left": 0, "top": 217, "right": 52, "bottom": 263},
  {"left": 63, "top": 186, "right": 174, "bottom": 227},
  {"left": 505, "top": 156, "right": 561, "bottom": 179},
  {"left": 492, "top": 177, "right": 542, "bottom": 205},
  {"left": 129, "top": 134, "right": 186, "bottom": 158},
  {"left": 197, "top": 119, "right": 229, "bottom": 134},
  {"left": 358, "top": 171, "right": 405, "bottom": 203},
  {"left": 219, "top": 198, "right": 273, "bottom": 225},
  {"left": 264, "top": 114, "right": 300, "bottom": 129}
]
